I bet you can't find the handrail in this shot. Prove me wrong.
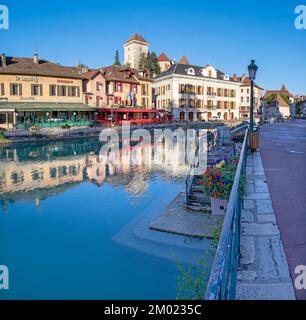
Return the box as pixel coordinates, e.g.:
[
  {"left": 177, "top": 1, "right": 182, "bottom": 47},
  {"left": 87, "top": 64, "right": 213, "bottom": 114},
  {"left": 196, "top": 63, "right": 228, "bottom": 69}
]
[
  {"left": 205, "top": 128, "right": 248, "bottom": 300},
  {"left": 230, "top": 124, "right": 248, "bottom": 137}
]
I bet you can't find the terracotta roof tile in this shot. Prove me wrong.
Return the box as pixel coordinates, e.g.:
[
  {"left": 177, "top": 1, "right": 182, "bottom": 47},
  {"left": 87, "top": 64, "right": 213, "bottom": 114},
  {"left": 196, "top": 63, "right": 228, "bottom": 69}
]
[
  {"left": 158, "top": 52, "right": 170, "bottom": 62},
  {"left": 125, "top": 33, "right": 149, "bottom": 44},
  {"left": 178, "top": 55, "right": 189, "bottom": 65},
  {"left": 0, "top": 56, "right": 83, "bottom": 79}
]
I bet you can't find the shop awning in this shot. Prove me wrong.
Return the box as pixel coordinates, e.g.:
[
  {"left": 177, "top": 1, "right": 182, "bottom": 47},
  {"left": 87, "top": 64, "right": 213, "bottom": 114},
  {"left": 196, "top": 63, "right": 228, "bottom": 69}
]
[{"left": 0, "top": 102, "right": 97, "bottom": 112}]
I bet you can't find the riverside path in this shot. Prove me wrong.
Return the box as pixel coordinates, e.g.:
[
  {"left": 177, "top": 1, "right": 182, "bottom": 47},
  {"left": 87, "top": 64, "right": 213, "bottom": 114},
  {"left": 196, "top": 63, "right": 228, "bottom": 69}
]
[{"left": 260, "top": 120, "right": 306, "bottom": 300}]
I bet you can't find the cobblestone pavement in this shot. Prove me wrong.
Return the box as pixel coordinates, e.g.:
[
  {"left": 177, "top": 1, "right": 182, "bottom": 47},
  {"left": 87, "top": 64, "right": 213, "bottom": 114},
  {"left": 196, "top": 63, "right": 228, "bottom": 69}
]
[
  {"left": 260, "top": 120, "right": 306, "bottom": 300},
  {"left": 236, "top": 152, "right": 295, "bottom": 300}
]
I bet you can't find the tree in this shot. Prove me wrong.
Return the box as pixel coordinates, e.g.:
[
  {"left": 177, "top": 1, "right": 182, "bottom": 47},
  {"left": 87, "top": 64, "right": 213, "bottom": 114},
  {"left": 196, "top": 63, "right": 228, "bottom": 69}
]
[
  {"left": 124, "top": 61, "right": 131, "bottom": 68},
  {"left": 76, "top": 62, "right": 88, "bottom": 70},
  {"left": 138, "top": 52, "right": 161, "bottom": 76},
  {"left": 150, "top": 52, "right": 161, "bottom": 76},
  {"left": 265, "top": 94, "right": 277, "bottom": 104},
  {"left": 113, "top": 50, "right": 121, "bottom": 66},
  {"left": 138, "top": 53, "right": 149, "bottom": 71}
]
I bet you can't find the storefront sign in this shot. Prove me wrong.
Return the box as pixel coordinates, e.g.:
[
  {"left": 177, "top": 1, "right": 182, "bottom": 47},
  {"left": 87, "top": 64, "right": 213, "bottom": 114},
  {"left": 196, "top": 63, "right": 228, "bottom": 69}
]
[
  {"left": 20, "top": 96, "right": 35, "bottom": 101},
  {"left": 57, "top": 79, "right": 74, "bottom": 84},
  {"left": 16, "top": 76, "right": 39, "bottom": 83}
]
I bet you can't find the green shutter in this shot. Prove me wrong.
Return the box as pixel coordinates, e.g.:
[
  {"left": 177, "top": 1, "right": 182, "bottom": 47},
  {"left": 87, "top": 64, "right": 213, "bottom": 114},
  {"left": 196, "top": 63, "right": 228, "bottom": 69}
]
[
  {"left": 40, "top": 84, "right": 43, "bottom": 96},
  {"left": 19, "top": 84, "right": 22, "bottom": 96}
]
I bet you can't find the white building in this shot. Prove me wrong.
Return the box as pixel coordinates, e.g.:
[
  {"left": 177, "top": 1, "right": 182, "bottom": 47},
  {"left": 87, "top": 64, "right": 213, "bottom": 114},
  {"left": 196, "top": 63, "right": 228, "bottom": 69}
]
[
  {"left": 123, "top": 33, "right": 149, "bottom": 69},
  {"left": 153, "top": 59, "right": 241, "bottom": 122},
  {"left": 232, "top": 75, "right": 263, "bottom": 119}
]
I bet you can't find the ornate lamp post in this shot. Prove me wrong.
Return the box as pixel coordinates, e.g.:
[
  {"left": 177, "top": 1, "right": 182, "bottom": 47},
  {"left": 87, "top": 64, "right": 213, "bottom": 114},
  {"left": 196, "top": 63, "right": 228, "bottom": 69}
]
[{"left": 248, "top": 60, "right": 258, "bottom": 132}]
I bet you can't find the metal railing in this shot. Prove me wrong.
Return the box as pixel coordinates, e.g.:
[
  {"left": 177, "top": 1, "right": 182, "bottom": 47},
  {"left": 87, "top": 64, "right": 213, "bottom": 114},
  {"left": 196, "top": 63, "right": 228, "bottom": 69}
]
[{"left": 205, "top": 128, "right": 248, "bottom": 300}]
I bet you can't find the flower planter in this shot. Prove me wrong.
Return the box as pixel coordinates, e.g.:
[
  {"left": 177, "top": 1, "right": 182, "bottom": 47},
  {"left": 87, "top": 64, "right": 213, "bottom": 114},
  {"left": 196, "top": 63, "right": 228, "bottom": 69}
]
[{"left": 210, "top": 197, "right": 228, "bottom": 216}]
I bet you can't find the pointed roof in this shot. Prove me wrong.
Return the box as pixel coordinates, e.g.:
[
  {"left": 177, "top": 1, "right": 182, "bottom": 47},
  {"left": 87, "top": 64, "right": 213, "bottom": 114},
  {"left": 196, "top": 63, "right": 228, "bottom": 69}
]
[
  {"left": 158, "top": 52, "right": 170, "bottom": 62},
  {"left": 281, "top": 83, "right": 287, "bottom": 92},
  {"left": 179, "top": 55, "right": 190, "bottom": 65},
  {"left": 124, "top": 33, "right": 149, "bottom": 44}
]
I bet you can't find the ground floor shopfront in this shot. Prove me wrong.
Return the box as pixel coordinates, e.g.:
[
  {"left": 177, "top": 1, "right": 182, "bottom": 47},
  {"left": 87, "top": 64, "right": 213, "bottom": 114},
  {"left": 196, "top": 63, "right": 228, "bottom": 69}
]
[
  {"left": 173, "top": 107, "right": 239, "bottom": 122},
  {"left": 0, "top": 102, "right": 97, "bottom": 130}
]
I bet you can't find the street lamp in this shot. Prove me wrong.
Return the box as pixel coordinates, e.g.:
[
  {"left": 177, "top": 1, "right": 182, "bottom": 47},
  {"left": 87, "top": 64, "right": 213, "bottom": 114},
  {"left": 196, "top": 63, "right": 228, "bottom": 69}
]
[{"left": 248, "top": 60, "right": 258, "bottom": 132}]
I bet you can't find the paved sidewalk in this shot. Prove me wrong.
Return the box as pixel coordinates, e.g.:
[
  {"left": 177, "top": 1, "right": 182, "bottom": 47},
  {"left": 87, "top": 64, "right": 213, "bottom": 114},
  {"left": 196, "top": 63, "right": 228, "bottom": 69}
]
[
  {"left": 260, "top": 121, "right": 306, "bottom": 300},
  {"left": 236, "top": 152, "right": 295, "bottom": 300}
]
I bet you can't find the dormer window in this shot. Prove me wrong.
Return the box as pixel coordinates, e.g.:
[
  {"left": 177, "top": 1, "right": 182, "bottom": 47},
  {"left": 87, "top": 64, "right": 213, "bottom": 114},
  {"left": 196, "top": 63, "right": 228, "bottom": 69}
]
[
  {"left": 224, "top": 74, "right": 230, "bottom": 81},
  {"left": 187, "top": 68, "right": 195, "bottom": 75}
]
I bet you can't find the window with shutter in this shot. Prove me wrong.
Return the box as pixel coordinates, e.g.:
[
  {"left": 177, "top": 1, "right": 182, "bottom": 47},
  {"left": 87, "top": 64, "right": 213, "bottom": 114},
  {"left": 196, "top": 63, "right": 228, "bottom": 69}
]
[
  {"left": 0, "top": 83, "right": 4, "bottom": 96},
  {"left": 68, "top": 86, "right": 72, "bottom": 97},
  {"left": 10, "top": 83, "right": 19, "bottom": 96}
]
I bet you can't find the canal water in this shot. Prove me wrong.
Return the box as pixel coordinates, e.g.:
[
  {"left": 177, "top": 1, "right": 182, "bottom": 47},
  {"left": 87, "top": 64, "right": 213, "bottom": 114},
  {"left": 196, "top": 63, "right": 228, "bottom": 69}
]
[{"left": 0, "top": 136, "right": 210, "bottom": 299}]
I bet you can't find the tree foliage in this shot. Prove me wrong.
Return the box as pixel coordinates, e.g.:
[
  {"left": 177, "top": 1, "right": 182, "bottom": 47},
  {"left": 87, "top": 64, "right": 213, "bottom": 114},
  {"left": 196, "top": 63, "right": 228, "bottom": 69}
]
[
  {"left": 138, "top": 51, "right": 161, "bottom": 76},
  {"left": 280, "top": 93, "right": 290, "bottom": 105},
  {"left": 265, "top": 94, "right": 277, "bottom": 104},
  {"left": 113, "top": 50, "right": 121, "bottom": 66}
]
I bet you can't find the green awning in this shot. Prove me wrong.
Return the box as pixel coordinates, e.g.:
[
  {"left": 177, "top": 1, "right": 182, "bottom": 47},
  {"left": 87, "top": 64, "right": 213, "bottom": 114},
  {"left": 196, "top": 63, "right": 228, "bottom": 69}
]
[{"left": 0, "top": 102, "right": 97, "bottom": 112}]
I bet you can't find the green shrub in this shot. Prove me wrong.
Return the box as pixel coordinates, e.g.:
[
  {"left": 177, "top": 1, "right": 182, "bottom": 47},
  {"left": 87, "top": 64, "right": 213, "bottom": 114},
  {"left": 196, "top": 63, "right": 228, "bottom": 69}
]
[{"left": 0, "top": 131, "right": 7, "bottom": 143}]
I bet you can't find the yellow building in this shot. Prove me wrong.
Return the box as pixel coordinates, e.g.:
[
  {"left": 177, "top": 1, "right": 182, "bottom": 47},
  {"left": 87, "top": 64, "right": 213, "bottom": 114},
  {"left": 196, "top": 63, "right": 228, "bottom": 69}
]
[{"left": 0, "top": 53, "right": 96, "bottom": 129}]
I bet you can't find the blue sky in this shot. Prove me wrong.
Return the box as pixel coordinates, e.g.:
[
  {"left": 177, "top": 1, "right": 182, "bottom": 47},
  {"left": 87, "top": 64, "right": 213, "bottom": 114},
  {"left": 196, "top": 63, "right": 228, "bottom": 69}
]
[{"left": 1, "top": 0, "right": 305, "bottom": 93}]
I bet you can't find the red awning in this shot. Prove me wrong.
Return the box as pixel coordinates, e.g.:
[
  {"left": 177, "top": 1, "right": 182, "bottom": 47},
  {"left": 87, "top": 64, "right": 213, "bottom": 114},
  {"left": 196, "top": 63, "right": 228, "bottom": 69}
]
[{"left": 97, "top": 108, "right": 165, "bottom": 113}]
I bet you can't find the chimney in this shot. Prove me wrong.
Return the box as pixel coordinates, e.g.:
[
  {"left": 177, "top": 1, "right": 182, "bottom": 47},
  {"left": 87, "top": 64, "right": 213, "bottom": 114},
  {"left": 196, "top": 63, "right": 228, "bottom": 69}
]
[
  {"left": 34, "top": 53, "right": 39, "bottom": 64},
  {"left": 1, "top": 54, "right": 6, "bottom": 67}
]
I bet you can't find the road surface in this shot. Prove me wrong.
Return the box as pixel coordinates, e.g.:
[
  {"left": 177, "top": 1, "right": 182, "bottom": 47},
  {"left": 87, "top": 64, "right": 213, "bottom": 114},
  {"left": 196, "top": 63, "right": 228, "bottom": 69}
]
[{"left": 260, "top": 120, "right": 306, "bottom": 300}]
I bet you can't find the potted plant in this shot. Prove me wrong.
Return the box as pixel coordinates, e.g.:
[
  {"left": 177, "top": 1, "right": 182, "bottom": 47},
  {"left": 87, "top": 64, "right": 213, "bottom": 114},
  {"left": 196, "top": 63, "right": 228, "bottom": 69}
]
[{"left": 202, "top": 158, "right": 238, "bottom": 215}]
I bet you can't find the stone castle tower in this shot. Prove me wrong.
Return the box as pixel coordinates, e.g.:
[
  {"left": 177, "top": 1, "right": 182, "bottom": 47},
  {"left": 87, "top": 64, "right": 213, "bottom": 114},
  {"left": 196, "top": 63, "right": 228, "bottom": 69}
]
[{"left": 123, "top": 33, "right": 149, "bottom": 69}]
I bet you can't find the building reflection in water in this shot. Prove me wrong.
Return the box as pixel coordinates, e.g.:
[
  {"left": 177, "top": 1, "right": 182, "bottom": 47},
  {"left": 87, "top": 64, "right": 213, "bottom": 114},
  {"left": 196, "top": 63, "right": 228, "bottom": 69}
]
[{"left": 0, "top": 137, "right": 190, "bottom": 210}]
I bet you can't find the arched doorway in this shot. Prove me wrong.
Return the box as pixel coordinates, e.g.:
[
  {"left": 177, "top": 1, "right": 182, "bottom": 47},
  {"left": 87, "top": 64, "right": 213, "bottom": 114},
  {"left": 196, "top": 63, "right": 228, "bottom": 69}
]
[
  {"left": 188, "top": 112, "right": 194, "bottom": 122},
  {"left": 208, "top": 112, "right": 212, "bottom": 120},
  {"left": 217, "top": 112, "right": 221, "bottom": 119},
  {"left": 224, "top": 112, "right": 228, "bottom": 121},
  {"left": 179, "top": 111, "right": 185, "bottom": 121},
  {"left": 230, "top": 112, "right": 234, "bottom": 120},
  {"left": 197, "top": 112, "right": 202, "bottom": 121}
]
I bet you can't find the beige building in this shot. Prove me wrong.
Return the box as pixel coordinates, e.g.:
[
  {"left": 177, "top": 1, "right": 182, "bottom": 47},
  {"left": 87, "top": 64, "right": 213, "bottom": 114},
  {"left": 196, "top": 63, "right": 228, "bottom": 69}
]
[
  {"left": 82, "top": 65, "right": 152, "bottom": 108},
  {"left": 0, "top": 53, "right": 96, "bottom": 129},
  {"left": 123, "top": 33, "right": 149, "bottom": 69},
  {"left": 157, "top": 53, "right": 172, "bottom": 73},
  {"left": 233, "top": 75, "right": 264, "bottom": 119}
]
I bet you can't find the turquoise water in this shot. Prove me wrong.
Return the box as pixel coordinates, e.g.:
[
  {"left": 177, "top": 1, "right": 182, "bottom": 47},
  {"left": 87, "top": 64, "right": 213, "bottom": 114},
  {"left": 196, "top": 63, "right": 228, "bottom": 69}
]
[{"left": 0, "top": 138, "right": 208, "bottom": 299}]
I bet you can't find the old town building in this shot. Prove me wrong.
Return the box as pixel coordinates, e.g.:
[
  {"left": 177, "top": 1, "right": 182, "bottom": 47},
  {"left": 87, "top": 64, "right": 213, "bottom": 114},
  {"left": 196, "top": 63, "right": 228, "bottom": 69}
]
[
  {"left": 0, "top": 53, "right": 96, "bottom": 129},
  {"left": 153, "top": 58, "right": 241, "bottom": 121},
  {"left": 82, "top": 65, "right": 152, "bottom": 108},
  {"left": 123, "top": 33, "right": 149, "bottom": 69},
  {"left": 157, "top": 53, "right": 172, "bottom": 73},
  {"left": 232, "top": 75, "right": 264, "bottom": 119}
]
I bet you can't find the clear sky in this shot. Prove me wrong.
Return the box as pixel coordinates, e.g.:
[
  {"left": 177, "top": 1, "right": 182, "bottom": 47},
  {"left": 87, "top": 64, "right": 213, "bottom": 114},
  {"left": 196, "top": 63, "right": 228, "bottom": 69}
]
[{"left": 1, "top": 0, "right": 305, "bottom": 93}]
